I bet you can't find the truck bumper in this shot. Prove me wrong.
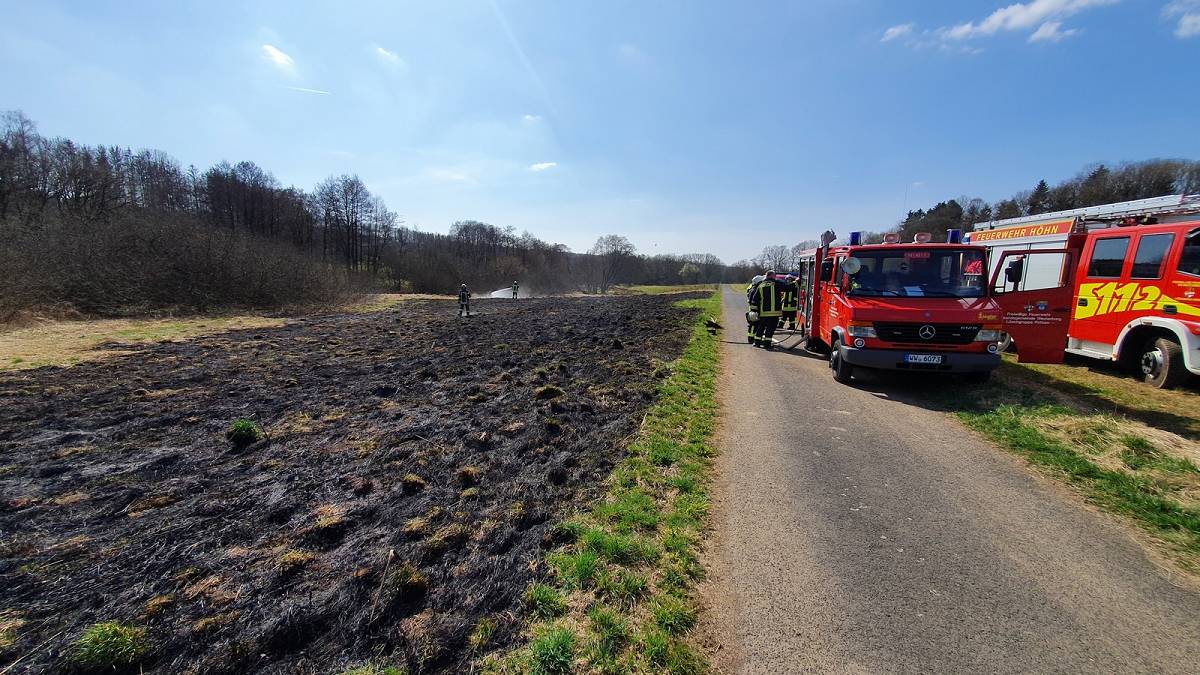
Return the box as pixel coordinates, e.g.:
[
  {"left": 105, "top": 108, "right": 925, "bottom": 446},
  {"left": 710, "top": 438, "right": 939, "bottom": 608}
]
[{"left": 838, "top": 346, "right": 1000, "bottom": 373}]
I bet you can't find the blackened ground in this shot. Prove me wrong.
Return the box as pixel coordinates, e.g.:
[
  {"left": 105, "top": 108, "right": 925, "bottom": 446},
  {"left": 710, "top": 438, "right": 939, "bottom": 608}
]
[{"left": 0, "top": 294, "right": 703, "bottom": 674}]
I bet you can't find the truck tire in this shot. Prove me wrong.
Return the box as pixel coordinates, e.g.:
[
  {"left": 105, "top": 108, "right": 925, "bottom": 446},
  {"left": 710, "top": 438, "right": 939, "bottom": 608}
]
[
  {"left": 829, "top": 339, "right": 854, "bottom": 384},
  {"left": 1139, "top": 336, "right": 1189, "bottom": 389},
  {"left": 998, "top": 332, "right": 1015, "bottom": 353}
]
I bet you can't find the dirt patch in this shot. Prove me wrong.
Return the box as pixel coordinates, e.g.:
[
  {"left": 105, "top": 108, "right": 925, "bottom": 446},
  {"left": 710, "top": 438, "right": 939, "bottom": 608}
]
[{"left": 0, "top": 294, "right": 703, "bottom": 673}]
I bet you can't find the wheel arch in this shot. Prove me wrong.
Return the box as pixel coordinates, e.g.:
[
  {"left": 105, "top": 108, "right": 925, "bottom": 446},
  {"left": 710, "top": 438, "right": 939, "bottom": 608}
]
[{"left": 1114, "top": 318, "right": 1200, "bottom": 375}]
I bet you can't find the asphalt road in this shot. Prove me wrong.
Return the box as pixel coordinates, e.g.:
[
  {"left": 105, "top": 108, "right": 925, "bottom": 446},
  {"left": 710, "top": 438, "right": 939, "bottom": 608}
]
[{"left": 699, "top": 285, "right": 1200, "bottom": 674}]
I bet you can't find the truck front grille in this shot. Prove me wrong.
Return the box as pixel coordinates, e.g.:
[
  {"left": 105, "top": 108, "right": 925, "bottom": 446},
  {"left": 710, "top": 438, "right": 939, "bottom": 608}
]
[{"left": 874, "top": 323, "right": 980, "bottom": 345}]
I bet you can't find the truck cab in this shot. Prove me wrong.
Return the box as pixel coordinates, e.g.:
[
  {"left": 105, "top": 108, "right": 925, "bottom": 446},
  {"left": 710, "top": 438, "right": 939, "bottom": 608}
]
[
  {"left": 805, "top": 232, "right": 1004, "bottom": 384},
  {"left": 968, "top": 195, "right": 1200, "bottom": 388}
]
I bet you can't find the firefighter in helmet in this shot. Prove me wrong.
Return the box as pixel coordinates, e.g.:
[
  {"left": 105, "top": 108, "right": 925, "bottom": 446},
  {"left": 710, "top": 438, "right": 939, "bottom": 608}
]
[
  {"left": 458, "top": 283, "right": 471, "bottom": 317},
  {"left": 745, "top": 274, "right": 765, "bottom": 344},
  {"left": 781, "top": 274, "right": 800, "bottom": 331},
  {"left": 512, "top": 280, "right": 520, "bottom": 299},
  {"left": 749, "top": 270, "right": 783, "bottom": 349}
]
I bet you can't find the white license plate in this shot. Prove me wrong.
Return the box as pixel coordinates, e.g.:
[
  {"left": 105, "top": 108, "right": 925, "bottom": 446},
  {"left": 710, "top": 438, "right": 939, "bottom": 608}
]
[{"left": 904, "top": 354, "right": 943, "bottom": 364}]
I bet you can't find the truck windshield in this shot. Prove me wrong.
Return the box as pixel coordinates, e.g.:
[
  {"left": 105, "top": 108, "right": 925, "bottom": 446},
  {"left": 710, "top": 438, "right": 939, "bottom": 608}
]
[{"left": 847, "top": 248, "right": 986, "bottom": 298}]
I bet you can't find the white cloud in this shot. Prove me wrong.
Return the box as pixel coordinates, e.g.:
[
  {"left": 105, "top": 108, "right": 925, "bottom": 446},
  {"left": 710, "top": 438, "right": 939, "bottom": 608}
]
[
  {"left": 942, "top": 0, "right": 1117, "bottom": 40},
  {"left": 1028, "top": 20, "right": 1080, "bottom": 41},
  {"left": 529, "top": 162, "right": 558, "bottom": 172},
  {"left": 283, "top": 86, "right": 331, "bottom": 95},
  {"left": 1164, "top": 1, "right": 1200, "bottom": 38},
  {"left": 374, "top": 45, "right": 408, "bottom": 69},
  {"left": 523, "top": 114, "right": 543, "bottom": 122},
  {"left": 881, "top": 23, "right": 915, "bottom": 42},
  {"left": 261, "top": 44, "right": 294, "bottom": 70}
]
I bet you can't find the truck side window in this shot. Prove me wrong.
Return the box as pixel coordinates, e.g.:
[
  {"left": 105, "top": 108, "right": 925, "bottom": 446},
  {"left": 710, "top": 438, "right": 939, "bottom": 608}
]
[
  {"left": 833, "top": 257, "right": 843, "bottom": 286},
  {"left": 1130, "top": 233, "right": 1174, "bottom": 279},
  {"left": 1086, "top": 237, "right": 1129, "bottom": 278},
  {"left": 1179, "top": 228, "right": 1200, "bottom": 277}
]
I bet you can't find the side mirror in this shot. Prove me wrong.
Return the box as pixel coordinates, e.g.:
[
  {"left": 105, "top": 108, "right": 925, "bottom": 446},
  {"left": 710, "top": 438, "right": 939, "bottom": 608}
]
[
  {"left": 1004, "top": 258, "right": 1025, "bottom": 284},
  {"left": 840, "top": 257, "right": 862, "bottom": 276},
  {"left": 820, "top": 259, "right": 833, "bottom": 281}
]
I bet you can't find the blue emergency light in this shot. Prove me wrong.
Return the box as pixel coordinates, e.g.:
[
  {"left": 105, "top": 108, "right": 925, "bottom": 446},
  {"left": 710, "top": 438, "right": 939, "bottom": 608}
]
[
  {"left": 848, "top": 231, "right": 862, "bottom": 246},
  {"left": 946, "top": 229, "right": 962, "bottom": 244}
]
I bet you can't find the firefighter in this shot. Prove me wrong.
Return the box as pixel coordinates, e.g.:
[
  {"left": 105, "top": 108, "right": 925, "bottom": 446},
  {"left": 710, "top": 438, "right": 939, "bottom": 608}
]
[
  {"left": 745, "top": 274, "right": 765, "bottom": 344},
  {"left": 749, "top": 271, "right": 783, "bottom": 349},
  {"left": 781, "top": 274, "right": 799, "bottom": 331},
  {"left": 458, "top": 283, "right": 471, "bottom": 317},
  {"left": 512, "top": 280, "right": 519, "bottom": 299}
]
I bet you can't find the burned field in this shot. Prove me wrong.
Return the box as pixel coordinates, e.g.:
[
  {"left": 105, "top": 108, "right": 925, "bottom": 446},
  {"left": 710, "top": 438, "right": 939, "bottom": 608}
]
[{"left": 0, "top": 294, "right": 703, "bottom": 673}]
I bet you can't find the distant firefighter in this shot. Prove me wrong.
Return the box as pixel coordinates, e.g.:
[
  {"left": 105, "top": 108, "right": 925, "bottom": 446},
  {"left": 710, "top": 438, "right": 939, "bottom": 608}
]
[
  {"left": 458, "top": 283, "right": 471, "bottom": 317},
  {"left": 512, "top": 280, "right": 520, "bottom": 299}
]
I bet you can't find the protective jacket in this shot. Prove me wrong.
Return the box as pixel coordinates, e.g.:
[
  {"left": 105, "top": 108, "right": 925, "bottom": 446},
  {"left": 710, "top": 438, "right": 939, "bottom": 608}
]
[
  {"left": 781, "top": 280, "right": 799, "bottom": 312},
  {"left": 750, "top": 279, "right": 782, "bottom": 318},
  {"left": 458, "top": 288, "right": 471, "bottom": 303}
]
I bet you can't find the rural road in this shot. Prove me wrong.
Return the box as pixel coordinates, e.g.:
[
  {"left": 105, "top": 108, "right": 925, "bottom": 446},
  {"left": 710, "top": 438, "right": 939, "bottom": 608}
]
[{"left": 700, "top": 285, "right": 1200, "bottom": 674}]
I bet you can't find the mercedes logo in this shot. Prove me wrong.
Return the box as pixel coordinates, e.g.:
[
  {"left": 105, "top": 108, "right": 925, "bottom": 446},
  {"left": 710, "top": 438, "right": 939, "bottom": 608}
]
[{"left": 918, "top": 325, "right": 936, "bottom": 340}]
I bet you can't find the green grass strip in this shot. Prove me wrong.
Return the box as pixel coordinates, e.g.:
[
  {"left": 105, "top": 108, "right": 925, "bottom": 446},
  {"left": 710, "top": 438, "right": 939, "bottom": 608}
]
[
  {"left": 483, "top": 291, "right": 721, "bottom": 674},
  {"left": 958, "top": 404, "right": 1200, "bottom": 561}
]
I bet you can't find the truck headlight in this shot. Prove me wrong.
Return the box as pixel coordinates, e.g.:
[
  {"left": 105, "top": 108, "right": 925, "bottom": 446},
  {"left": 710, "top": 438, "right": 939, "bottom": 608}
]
[
  {"left": 847, "top": 324, "right": 877, "bottom": 338},
  {"left": 975, "top": 329, "right": 1001, "bottom": 342}
]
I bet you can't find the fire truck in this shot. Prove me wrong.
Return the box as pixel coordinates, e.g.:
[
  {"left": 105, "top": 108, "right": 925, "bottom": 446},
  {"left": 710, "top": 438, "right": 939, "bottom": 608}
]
[
  {"left": 966, "top": 194, "right": 1200, "bottom": 388},
  {"left": 792, "top": 230, "right": 1005, "bottom": 384}
]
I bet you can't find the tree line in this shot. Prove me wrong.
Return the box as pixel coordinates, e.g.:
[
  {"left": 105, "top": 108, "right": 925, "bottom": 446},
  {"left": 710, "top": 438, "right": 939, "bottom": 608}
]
[
  {"left": 0, "top": 111, "right": 751, "bottom": 319},
  {"left": 744, "top": 159, "right": 1200, "bottom": 272}
]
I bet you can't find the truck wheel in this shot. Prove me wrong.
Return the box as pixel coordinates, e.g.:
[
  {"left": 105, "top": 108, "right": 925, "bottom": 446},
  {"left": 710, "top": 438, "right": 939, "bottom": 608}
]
[
  {"left": 829, "top": 340, "right": 854, "bottom": 384},
  {"left": 998, "top": 333, "right": 1015, "bottom": 353},
  {"left": 964, "top": 371, "right": 991, "bottom": 384},
  {"left": 1139, "top": 336, "right": 1188, "bottom": 389}
]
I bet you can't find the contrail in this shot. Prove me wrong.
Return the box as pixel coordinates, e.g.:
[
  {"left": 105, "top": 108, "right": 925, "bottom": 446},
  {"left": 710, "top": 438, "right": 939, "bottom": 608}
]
[
  {"left": 488, "top": 0, "right": 558, "bottom": 117},
  {"left": 283, "top": 86, "right": 332, "bottom": 95}
]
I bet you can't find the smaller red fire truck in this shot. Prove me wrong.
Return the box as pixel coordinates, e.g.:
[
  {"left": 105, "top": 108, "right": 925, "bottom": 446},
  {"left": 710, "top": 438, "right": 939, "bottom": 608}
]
[
  {"left": 792, "top": 230, "right": 1005, "bottom": 384},
  {"left": 967, "top": 194, "right": 1200, "bottom": 388}
]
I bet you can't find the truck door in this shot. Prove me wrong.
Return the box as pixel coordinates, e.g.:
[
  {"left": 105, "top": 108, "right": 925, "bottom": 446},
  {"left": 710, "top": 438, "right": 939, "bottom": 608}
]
[{"left": 989, "top": 249, "right": 1075, "bottom": 363}]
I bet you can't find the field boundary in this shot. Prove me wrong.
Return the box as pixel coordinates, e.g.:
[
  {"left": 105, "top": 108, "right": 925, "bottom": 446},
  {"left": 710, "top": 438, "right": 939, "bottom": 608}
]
[
  {"left": 482, "top": 291, "right": 721, "bottom": 673},
  {"left": 920, "top": 369, "right": 1200, "bottom": 575}
]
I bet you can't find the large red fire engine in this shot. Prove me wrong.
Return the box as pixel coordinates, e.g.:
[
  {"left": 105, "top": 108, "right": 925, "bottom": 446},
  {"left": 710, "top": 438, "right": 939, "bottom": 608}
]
[
  {"left": 966, "top": 194, "right": 1200, "bottom": 388},
  {"left": 793, "top": 230, "right": 1005, "bottom": 384}
]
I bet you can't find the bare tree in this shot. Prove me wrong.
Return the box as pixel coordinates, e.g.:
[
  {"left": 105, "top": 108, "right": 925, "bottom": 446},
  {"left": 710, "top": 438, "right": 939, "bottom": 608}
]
[{"left": 588, "top": 234, "right": 636, "bottom": 293}]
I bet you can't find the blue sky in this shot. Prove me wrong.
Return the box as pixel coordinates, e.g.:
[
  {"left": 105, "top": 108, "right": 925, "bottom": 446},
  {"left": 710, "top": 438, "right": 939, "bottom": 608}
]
[{"left": 1, "top": 0, "right": 1197, "bottom": 262}]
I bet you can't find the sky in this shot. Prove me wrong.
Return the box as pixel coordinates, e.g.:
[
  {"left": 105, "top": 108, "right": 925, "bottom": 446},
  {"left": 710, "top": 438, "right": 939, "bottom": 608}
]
[{"left": 1, "top": 0, "right": 1198, "bottom": 263}]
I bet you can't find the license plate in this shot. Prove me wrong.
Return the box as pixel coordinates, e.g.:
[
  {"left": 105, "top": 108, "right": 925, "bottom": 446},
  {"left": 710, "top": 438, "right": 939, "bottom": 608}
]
[{"left": 904, "top": 354, "right": 943, "bottom": 364}]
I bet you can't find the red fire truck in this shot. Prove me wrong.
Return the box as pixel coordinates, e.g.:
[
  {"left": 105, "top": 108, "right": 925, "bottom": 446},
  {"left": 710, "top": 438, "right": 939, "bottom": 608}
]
[
  {"left": 966, "top": 194, "right": 1200, "bottom": 388},
  {"left": 793, "top": 230, "right": 1005, "bottom": 384}
]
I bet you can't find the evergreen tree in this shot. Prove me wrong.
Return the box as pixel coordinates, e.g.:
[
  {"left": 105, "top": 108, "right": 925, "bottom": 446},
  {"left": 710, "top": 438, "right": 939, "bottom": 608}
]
[{"left": 1027, "top": 180, "right": 1051, "bottom": 215}]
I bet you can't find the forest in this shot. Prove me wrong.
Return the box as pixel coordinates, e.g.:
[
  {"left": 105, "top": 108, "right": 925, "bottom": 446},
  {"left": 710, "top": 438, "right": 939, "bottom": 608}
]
[
  {"left": 0, "top": 111, "right": 752, "bottom": 319},
  {"left": 748, "top": 159, "right": 1200, "bottom": 272}
]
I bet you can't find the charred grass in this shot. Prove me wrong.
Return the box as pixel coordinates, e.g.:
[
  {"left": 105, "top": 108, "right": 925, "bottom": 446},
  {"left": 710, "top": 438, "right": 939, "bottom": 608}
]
[
  {"left": 484, "top": 292, "right": 720, "bottom": 674},
  {"left": 0, "top": 294, "right": 705, "bottom": 673}
]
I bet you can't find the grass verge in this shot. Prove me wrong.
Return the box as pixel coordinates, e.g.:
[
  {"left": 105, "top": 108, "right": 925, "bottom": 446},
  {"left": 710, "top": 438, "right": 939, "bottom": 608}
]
[
  {"left": 918, "top": 365, "right": 1200, "bottom": 573},
  {"left": 483, "top": 291, "right": 721, "bottom": 673}
]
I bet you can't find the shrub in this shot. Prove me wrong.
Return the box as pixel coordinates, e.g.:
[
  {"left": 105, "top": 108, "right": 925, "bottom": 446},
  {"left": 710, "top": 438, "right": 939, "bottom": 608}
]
[
  {"left": 529, "top": 625, "right": 575, "bottom": 675},
  {"left": 547, "top": 550, "right": 600, "bottom": 589},
  {"left": 400, "top": 474, "right": 427, "bottom": 493},
  {"left": 384, "top": 562, "right": 428, "bottom": 601},
  {"left": 70, "top": 622, "right": 150, "bottom": 668},
  {"left": 524, "top": 583, "right": 567, "bottom": 620},
  {"left": 650, "top": 595, "right": 697, "bottom": 634},
  {"left": 278, "top": 549, "right": 315, "bottom": 573},
  {"left": 469, "top": 617, "right": 496, "bottom": 649},
  {"left": 534, "top": 385, "right": 564, "bottom": 400},
  {"left": 226, "top": 419, "right": 263, "bottom": 448},
  {"left": 587, "top": 605, "right": 629, "bottom": 658}
]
